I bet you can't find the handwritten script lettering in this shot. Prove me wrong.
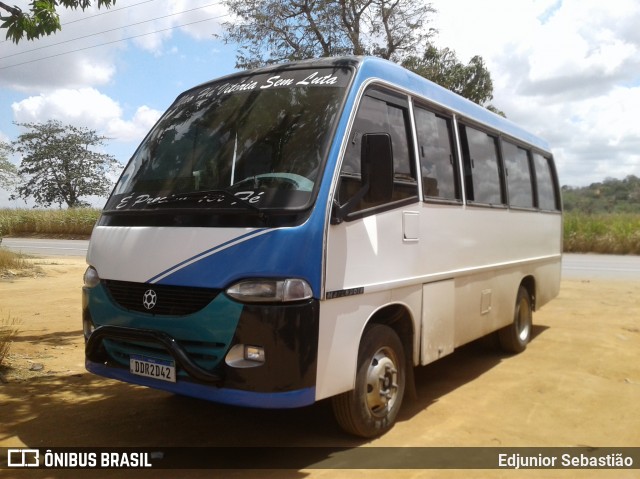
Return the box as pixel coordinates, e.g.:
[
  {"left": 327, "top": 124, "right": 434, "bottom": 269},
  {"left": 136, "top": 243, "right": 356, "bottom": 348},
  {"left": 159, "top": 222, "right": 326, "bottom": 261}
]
[
  {"left": 115, "top": 191, "right": 265, "bottom": 210},
  {"left": 218, "top": 71, "right": 340, "bottom": 96}
]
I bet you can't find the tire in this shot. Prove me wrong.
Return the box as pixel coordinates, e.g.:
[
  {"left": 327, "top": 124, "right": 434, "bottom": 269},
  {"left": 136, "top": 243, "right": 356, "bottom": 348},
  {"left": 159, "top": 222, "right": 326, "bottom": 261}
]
[
  {"left": 498, "top": 285, "right": 533, "bottom": 354},
  {"left": 332, "top": 324, "right": 406, "bottom": 438}
]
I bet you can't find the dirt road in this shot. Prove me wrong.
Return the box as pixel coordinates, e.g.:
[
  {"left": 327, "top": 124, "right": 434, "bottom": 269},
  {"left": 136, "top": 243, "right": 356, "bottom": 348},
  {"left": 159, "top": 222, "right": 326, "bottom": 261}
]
[{"left": 0, "top": 257, "right": 639, "bottom": 478}]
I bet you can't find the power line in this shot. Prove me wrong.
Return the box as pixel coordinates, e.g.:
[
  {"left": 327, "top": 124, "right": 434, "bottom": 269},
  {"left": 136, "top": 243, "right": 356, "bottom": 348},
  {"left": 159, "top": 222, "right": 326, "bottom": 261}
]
[
  {"left": 0, "top": 0, "right": 159, "bottom": 44},
  {"left": 0, "top": 2, "right": 223, "bottom": 60},
  {"left": 0, "top": 14, "right": 229, "bottom": 70},
  {"left": 62, "top": 0, "right": 159, "bottom": 26}
]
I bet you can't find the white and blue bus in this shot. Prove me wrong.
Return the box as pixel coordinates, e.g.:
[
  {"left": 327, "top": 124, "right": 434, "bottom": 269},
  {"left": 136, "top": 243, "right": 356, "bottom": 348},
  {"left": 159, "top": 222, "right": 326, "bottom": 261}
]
[{"left": 83, "top": 56, "right": 562, "bottom": 437}]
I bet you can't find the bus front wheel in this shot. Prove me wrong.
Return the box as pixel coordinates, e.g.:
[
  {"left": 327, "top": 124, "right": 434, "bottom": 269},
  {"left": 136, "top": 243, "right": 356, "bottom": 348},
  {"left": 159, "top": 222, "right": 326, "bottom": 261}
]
[
  {"left": 498, "top": 285, "right": 533, "bottom": 353},
  {"left": 332, "top": 324, "right": 406, "bottom": 438}
]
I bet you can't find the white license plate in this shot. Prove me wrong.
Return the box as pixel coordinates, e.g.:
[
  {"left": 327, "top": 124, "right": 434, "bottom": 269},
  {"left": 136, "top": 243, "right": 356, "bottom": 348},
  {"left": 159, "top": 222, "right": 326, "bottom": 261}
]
[{"left": 130, "top": 355, "right": 176, "bottom": 383}]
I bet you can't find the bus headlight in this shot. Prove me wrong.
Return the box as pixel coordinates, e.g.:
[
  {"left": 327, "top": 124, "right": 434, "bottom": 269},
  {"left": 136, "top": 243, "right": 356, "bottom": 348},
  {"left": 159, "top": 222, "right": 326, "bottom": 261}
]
[
  {"left": 226, "top": 279, "right": 313, "bottom": 303},
  {"left": 83, "top": 266, "right": 101, "bottom": 288}
]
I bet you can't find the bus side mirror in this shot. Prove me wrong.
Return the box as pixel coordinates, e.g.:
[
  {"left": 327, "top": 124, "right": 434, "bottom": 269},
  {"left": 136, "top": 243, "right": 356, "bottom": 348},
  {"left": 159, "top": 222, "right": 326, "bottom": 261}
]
[
  {"left": 331, "top": 133, "right": 394, "bottom": 224},
  {"left": 362, "top": 133, "right": 394, "bottom": 204}
]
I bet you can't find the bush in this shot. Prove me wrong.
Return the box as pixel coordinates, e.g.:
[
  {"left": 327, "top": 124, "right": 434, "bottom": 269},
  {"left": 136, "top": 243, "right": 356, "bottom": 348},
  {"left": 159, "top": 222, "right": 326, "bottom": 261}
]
[
  {"left": 0, "top": 314, "right": 20, "bottom": 367},
  {"left": 0, "top": 248, "right": 31, "bottom": 273},
  {"left": 564, "top": 212, "right": 640, "bottom": 255},
  {"left": 0, "top": 208, "right": 100, "bottom": 238}
]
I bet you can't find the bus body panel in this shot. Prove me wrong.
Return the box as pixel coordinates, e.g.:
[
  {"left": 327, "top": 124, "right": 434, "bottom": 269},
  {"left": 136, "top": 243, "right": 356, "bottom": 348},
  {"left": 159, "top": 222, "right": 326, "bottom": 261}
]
[
  {"left": 87, "top": 225, "right": 268, "bottom": 285},
  {"left": 87, "top": 219, "right": 326, "bottom": 294},
  {"left": 320, "top": 202, "right": 561, "bottom": 398},
  {"left": 421, "top": 279, "right": 455, "bottom": 364},
  {"left": 315, "top": 285, "right": 422, "bottom": 401}
]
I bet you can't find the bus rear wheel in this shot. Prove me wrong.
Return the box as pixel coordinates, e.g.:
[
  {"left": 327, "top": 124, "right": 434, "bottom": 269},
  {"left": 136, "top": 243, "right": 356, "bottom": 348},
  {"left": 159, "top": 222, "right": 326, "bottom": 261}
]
[
  {"left": 498, "top": 285, "right": 533, "bottom": 353},
  {"left": 332, "top": 324, "right": 406, "bottom": 438}
]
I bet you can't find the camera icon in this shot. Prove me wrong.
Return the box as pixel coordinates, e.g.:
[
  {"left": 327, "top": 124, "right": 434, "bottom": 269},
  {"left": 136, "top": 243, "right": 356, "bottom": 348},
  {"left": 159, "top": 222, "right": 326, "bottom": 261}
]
[{"left": 7, "top": 449, "right": 40, "bottom": 467}]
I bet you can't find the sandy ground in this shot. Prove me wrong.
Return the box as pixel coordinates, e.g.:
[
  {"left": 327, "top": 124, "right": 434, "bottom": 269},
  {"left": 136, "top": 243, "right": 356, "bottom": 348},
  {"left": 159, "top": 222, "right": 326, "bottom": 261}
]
[{"left": 0, "top": 257, "right": 639, "bottom": 479}]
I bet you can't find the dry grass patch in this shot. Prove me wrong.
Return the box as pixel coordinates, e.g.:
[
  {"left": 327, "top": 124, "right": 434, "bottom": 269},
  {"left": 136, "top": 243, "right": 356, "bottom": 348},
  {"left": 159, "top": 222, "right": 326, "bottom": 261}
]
[
  {"left": 0, "top": 313, "right": 21, "bottom": 369},
  {"left": 0, "top": 248, "right": 41, "bottom": 278}
]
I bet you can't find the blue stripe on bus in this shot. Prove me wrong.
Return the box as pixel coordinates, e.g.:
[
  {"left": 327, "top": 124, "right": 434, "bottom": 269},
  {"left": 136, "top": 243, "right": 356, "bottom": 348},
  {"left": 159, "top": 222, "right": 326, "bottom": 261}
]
[
  {"left": 86, "top": 360, "right": 316, "bottom": 409},
  {"left": 147, "top": 228, "right": 269, "bottom": 284},
  {"left": 154, "top": 222, "right": 325, "bottom": 298},
  {"left": 354, "top": 57, "right": 550, "bottom": 151}
]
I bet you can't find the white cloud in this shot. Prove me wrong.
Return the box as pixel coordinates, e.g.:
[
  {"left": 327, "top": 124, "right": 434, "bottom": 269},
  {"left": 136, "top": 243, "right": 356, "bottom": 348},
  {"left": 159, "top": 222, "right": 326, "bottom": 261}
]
[
  {"left": 0, "top": 52, "right": 118, "bottom": 91},
  {"left": 106, "top": 105, "right": 162, "bottom": 142},
  {"left": 12, "top": 88, "right": 122, "bottom": 129},
  {"left": 11, "top": 88, "right": 161, "bottom": 144},
  {"left": 0, "top": 0, "right": 227, "bottom": 89},
  {"left": 430, "top": 0, "right": 640, "bottom": 185}
]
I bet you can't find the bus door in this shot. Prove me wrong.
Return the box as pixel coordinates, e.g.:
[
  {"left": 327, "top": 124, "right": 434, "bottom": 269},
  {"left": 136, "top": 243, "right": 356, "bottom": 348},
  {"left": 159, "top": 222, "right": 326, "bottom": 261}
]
[{"left": 317, "top": 87, "right": 423, "bottom": 400}]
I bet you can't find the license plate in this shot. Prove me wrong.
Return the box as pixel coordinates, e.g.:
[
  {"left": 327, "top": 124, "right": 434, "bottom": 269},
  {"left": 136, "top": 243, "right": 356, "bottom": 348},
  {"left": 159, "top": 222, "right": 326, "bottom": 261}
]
[{"left": 130, "top": 355, "right": 176, "bottom": 383}]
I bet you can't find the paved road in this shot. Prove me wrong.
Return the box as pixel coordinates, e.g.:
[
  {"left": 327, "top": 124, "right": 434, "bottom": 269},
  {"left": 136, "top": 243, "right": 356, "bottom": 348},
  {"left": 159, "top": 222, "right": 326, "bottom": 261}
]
[
  {"left": 1, "top": 237, "right": 89, "bottom": 257},
  {"left": 2, "top": 237, "right": 640, "bottom": 280},
  {"left": 561, "top": 253, "right": 640, "bottom": 280}
]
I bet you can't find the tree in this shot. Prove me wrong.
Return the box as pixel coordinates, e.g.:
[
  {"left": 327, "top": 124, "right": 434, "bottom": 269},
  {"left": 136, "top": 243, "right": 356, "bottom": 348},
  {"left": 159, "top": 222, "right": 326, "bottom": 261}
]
[
  {"left": 220, "top": 0, "right": 501, "bottom": 113},
  {"left": 0, "top": 0, "right": 116, "bottom": 43},
  {"left": 11, "top": 120, "right": 119, "bottom": 208},
  {"left": 402, "top": 46, "right": 504, "bottom": 114},
  {"left": 0, "top": 141, "right": 17, "bottom": 189},
  {"left": 221, "top": 0, "right": 437, "bottom": 69}
]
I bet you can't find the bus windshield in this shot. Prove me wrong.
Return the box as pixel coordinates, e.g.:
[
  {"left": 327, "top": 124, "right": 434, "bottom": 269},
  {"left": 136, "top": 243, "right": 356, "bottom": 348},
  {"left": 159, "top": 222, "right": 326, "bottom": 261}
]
[{"left": 106, "top": 67, "right": 352, "bottom": 213}]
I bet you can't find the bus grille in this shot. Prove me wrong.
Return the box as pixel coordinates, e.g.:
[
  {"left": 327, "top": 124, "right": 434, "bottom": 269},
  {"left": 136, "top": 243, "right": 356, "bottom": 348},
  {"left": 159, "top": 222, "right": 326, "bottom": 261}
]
[
  {"left": 104, "top": 337, "right": 226, "bottom": 377},
  {"left": 104, "top": 280, "right": 221, "bottom": 316}
]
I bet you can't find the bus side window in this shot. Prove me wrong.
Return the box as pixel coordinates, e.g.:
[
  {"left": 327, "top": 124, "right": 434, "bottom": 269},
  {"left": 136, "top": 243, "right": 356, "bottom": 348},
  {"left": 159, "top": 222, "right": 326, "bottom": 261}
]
[
  {"left": 532, "top": 153, "right": 560, "bottom": 211},
  {"left": 460, "top": 124, "right": 505, "bottom": 206},
  {"left": 503, "top": 140, "right": 534, "bottom": 208},
  {"left": 413, "top": 105, "right": 460, "bottom": 201},
  {"left": 338, "top": 91, "right": 417, "bottom": 217}
]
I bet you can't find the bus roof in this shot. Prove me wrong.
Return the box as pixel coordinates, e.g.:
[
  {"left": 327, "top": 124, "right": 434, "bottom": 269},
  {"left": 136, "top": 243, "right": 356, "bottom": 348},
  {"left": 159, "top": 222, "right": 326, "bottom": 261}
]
[
  {"left": 352, "top": 56, "right": 551, "bottom": 153},
  {"left": 189, "top": 56, "right": 551, "bottom": 153}
]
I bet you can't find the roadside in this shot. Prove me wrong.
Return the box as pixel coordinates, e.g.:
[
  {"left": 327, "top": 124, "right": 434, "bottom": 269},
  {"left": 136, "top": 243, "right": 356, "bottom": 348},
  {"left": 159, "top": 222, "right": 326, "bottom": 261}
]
[{"left": 0, "top": 237, "right": 90, "bottom": 257}]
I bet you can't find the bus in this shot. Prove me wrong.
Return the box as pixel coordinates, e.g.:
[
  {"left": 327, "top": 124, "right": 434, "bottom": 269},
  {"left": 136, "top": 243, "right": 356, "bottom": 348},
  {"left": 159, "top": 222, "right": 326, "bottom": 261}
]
[{"left": 83, "top": 56, "right": 562, "bottom": 438}]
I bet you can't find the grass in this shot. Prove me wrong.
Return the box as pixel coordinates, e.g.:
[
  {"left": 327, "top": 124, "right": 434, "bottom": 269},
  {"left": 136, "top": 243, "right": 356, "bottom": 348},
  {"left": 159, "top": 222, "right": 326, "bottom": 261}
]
[
  {"left": 564, "top": 212, "right": 640, "bottom": 255},
  {"left": 0, "top": 247, "right": 32, "bottom": 272},
  {"left": 0, "top": 313, "right": 20, "bottom": 367},
  {"left": 0, "top": 208, "right": 100, "bottom": 238}
]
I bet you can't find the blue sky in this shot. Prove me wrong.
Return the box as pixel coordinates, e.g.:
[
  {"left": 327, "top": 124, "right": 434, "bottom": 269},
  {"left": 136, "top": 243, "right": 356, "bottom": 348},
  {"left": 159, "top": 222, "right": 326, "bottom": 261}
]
[{"left": 1, "top": 0, "right": 640, "bottom": 207}]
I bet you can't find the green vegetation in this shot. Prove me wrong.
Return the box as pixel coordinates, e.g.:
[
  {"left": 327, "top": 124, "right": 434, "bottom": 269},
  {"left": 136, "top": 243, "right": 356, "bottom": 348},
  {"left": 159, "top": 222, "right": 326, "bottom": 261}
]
[
  {"left": 11, "top": 120, "right": 119, "bottom": 208},
  {"left": 0, "top": 208, "right": 100, "bottom": 238},
  {"left": 1, "top": 1, "right": 117, "bottom": 44},
  {"left": 564, "top": 212, "right": 640, "bottom": 255},
  {"left": 562, "top": 175, "right": 640, "bottom": 214},
  {"left": 561, "top": 176, "right": 640, "bottom": 255}
]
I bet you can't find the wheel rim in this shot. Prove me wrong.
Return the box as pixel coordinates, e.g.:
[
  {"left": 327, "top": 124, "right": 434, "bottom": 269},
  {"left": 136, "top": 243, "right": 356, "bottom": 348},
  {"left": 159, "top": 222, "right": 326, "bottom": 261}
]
[
  {"left": 365, "top": 347, "right": 400, "bottom": 417},
  {"left": 515, "top": 296, "right": 531, "bottom": 342}
]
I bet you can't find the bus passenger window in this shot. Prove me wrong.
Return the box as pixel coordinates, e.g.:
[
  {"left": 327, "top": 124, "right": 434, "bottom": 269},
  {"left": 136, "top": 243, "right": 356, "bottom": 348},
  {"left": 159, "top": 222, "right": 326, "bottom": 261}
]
[
  {"left": 460, "top": 125, "right": 504, "bottom": 205},
  {"left": 533, "top": 153, "right": 560, "bottom": 211},
  {"left": 413, "top": 106, "right": 460, "bottom": 201},
  {"left": 503, "top": 141, "right": 534, "bottom": 208},
  {"left": 338, "top": 91, "right": 417, "bottom": 217}
]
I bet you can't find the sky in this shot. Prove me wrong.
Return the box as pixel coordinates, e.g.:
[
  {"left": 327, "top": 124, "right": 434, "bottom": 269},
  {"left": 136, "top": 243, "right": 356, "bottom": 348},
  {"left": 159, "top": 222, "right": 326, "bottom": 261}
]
[{"left": 1, "top": 0, "right": 639, "bottom": 207}]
